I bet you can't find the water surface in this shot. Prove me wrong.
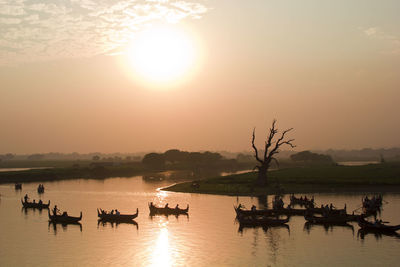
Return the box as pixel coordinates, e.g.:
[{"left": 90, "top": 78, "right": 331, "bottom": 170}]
[{"left": 0, "top": 175, "right": 399, "bottom": 266}]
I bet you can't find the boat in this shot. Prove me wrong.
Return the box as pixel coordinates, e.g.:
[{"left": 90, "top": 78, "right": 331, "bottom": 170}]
[
  {"left": 21, "top": 199, "right": 50, "bottom": 209},
  {"left": 15, "top": 183, "right": 22, "bottom": 190},
  {"left": 149, "top": 203, "right": 189, "bottom": 215},
  {"left": 235, "top": 205, "right": 307, "bottom": 217},
  {"left": 37, "top": 184, "right": 44, "bottom": 194},
  {"left": 237, "top": 215, "right": 290, "bottom": 226},
  {"left": 357, "top": 228, "right": 400, "bottom": 240},
  {"left": 97, "top": 208, "right": 138, "bottom": 222},
  {"left": 290, "top": 195, "right": 314, "bottom": 207},
  {"left": 48, "top": 209, "right": 82, "bottom": 223},
  {"left": 358, "top": 217, "right": 400, "bottom": 232},
  {"left": 304, "top": 214, "right": 353, "bottom": 224}
]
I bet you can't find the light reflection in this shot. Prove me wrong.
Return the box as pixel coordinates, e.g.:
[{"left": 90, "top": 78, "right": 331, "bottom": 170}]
[{"left": 151, "top": 225, "right": 173, "bottom": 267}]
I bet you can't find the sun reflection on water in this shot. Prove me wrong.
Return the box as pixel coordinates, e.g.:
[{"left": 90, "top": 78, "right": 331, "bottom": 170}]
[{"left": 150, "top": 223, "right": 173, "bottom": 267}]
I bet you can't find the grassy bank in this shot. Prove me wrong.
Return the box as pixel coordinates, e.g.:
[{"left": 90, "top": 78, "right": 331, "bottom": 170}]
[{"left": 164, "top": 162, "right": 400, "bottom": 195}]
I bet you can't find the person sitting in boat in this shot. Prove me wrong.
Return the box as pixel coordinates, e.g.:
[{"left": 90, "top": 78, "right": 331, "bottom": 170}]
[
  {"left": 150, "top": 202, "right": 154, "bottom": 208},
  {"left": 53, "top": 205, "right": 60, "bottom": 215},
  {"left": 38, "top": 200, "right": 42, "bottom": 205},
  {"left": 237, "top": 204, "right": 242, "bottom": 210},
  {"left": 175, "top": 204, "right": 179, "bottom": 209},
  {"left": 62, "top": 211, "right": 68, "bottom": 217},
  {"left": 165, "top": 203, "right": 169, "bottom": 208},
  {"left": 115, "top": 209, "right": 120, "bottom": 215},
  {"left": 24, "top": 194, "right": 29, "bottom": 202},
  {"left": 111, "top": 210, "right": 114, "bottom": 215},
  {"left": 329, "top": 203, "right": 333, "bottom": 210},
  {"left": 304, "top": 196, "right": 308, "bottom": 201},
  {"left": 251, "top": 205, "right": 256, "bottom": 211},
  {"left": 33, "top": 199, "right": 36, "bottom": 203}
]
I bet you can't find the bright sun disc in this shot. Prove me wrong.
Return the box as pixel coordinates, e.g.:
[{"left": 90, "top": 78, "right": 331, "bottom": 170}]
[{"left": 128, "top": 26, "right": 196, "bottom": 85}]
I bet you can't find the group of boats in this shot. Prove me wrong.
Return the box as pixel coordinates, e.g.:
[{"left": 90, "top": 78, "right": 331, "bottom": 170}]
[
  {"left": 235, "top": 194, "right": 399, "bottom": 234},
  {"left": 19, "top": 189, "right": 189, "bottom": 225}
]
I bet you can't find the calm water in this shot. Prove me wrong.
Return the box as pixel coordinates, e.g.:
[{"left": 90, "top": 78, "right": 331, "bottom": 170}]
[{"left": 0, "top": 175, "right": 399, "bottom": 266}]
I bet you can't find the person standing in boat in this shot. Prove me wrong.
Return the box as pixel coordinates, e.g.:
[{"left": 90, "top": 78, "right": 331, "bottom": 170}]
[{"left": 53, "top": 205, "right": 60, "bottom": 215}]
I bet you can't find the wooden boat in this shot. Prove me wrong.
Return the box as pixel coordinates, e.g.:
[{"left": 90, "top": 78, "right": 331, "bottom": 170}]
[
  {"left": 290, "top": 195, "right": 314, "bottom": 207},
  {"left": 97, "top": 208, "right": 138, "bottom": 221},
  {"left": 237, "top": 215, "right": 290, "bottom": 226},
  {"left": 37, "top": 185, "right": 44, "bottom": 194},
  {"left": 357, "top": 228, "right": 400, "bottom": 239},
  {"left": 235, "top": 205, "right": 307, "bottom": 217},
  {"left": 149, "top": 203, "right": 189, "bottom": 215},
  {"left": 304, "top": 214, "right": 353, "bottom": 224},
  {"left": 48, "top": 210, "right": 82, "bottom": 223},
  {"left": 21, "top": 199, "right": 50, "bottom": 209},
  {"left": 15, "top": 183, "right": 22, "bottom": 190},
  {"left": 358, "top": 217, "right": 400, "bottom": 232}
]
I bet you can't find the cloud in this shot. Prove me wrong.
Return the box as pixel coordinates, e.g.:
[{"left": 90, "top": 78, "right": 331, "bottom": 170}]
[
  {"left": 364, "top": 27, "right": 378, "bottom": 36},
  {"left": 362, "top": 26, "right": 400, "bottom": 55},
  {"left": 0, "top": 0, "right": 209, "bottom": 65}
]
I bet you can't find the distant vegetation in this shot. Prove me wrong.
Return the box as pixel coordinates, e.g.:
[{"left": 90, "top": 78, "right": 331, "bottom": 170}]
[
  {"left": 0, "top": 149, "right": 254, "bottom": 184},
  {"left": 290, "top": 151, "right": 333, "bottom": 163}
]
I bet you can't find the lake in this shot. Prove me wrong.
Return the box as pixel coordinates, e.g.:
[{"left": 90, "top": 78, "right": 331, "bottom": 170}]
[{"left": 0, "top": 175, "right": 399, "bottom": 266}]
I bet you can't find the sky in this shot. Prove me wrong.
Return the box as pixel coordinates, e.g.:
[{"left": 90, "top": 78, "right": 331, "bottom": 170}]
[{"left": 1, "top": 0, "right": 399, "bottom": 154}]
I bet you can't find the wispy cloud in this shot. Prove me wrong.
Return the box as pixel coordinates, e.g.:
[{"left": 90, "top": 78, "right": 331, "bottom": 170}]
[
  {"left": 362, "top": 27, "right": 400, "bottom": 55},
  {"left": 0, "top": 0, "right": 209, "bottom": 64}
]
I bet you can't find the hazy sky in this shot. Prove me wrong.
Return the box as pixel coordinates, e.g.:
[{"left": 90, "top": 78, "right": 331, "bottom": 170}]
[{"left": 1, "top": 0, "right": 399, "bottom": 154}]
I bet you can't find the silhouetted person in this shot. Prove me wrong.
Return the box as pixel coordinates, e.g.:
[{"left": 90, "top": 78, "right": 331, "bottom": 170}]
[
  {"left": 53, "top": 205, "right": 60, "bottom": 215},
  {"left": 111, "top": 210, "right": 114, "bottom": 215},
  {"left": 165, "top": 203, "right": 169, "bottom": 208},
  {"left": 39, "top": 200, "right": 42, "bottom": 205},
  {"left": 175, "top": 204, "right": 179, "bottom": 209},
  {"left": 116, "top": 209, "right": 120, "bottom": 215},
  {"left": 24, "top": 194, "right": 29, "bottom": 202}
]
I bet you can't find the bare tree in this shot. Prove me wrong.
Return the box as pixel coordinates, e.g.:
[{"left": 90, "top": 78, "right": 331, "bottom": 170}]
[{"left": 252, "top": 119, "right": 295, "bottom": 186}]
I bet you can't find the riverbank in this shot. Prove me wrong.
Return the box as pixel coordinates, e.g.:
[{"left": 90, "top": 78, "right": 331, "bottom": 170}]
[{"left": 164, "top": 162, "right": 400, "bottom": 195}]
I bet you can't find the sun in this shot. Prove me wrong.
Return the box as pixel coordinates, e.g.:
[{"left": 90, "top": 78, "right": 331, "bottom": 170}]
[{"left": 127, "top": 25, "right": 197, "bottom": 86}]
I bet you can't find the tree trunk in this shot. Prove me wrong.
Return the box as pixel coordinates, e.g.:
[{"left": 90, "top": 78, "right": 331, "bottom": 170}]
[{"left": 256, "top": 165, "right": 268, "bottom": 186}]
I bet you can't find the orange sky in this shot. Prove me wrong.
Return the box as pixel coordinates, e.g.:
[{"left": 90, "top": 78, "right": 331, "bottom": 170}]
[{"left": 1, "top": 0, "right": 399, "bottom": 153}]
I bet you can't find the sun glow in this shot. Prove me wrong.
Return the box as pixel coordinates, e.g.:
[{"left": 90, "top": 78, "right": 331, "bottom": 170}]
[{"left": 127, "top": 25, "right": 198, "bottom": 86}]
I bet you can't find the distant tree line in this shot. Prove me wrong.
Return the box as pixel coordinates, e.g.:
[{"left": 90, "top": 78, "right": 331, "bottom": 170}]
[
  {"left": 142, "top": 149, "right": 241, "bottom": 170},
  {"left": 290, "top": 151, "right": 333, "bottom": 162}
]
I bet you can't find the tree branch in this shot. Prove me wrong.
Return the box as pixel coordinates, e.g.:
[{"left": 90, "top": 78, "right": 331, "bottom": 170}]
[
  {"left": 268, "top": 127, "right": 295, "bottom": 159},
  {"left": 252, "top": 128, "right": 263, "bottom": 164},
  {"left": 264, "top": 119, "right": 277, "bottom": 161}
]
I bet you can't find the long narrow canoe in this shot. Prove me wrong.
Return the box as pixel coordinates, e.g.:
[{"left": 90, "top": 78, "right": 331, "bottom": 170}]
[
  {"left": 290, "top": 195, "right": 314, "bottom": 206},
  {"left": 21, "top": 199, "right": 50, "bottom": 209},
  {"left": 235, "top": 206, "right": 308, "bottom": 217},
  {"left": 304, "top": 214, "right": 353, "bottom": 224},
  {"left": 48, "top": 210, "right": 82, "bottom": 223},
  {"left": 237, "top": 215, "right": 290, "bottom": 226},
  {"left": 358, "top": 217, "right": 400, "bottom": 232},
  {"left": 97, "top": 208, "right": 138, "bottom": 221},
  {"left": 149, "top": 203, "right": 189, "bottom": 215}
]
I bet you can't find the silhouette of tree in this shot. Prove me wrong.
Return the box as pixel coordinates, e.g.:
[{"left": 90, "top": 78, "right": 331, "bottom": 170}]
[
  {"left": 252, "top": 120, "right": 295, "bottom": 186},
  {"left": 290, "top": 151, "right": 333, "bottom": 162},
  {"left": 142, "top": 153, "right": 165, "bottom": 170}
]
